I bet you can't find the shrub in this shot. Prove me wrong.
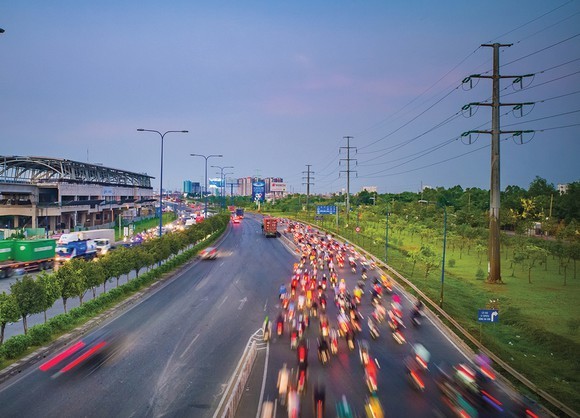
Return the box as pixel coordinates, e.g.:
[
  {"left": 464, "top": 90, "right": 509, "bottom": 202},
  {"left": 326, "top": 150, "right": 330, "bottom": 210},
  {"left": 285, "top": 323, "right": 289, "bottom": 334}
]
[
  {"left": 448, "top": 259, "right": 456, "bottom": 268},
  {"left": 475, "top": 267, "right": 485, "bottom": 280},
  {"left": 1, "top": 334, "right": 32, "bottom": 359},
  {"left": 28, "top": 324, "right": 53, "bottom": 346},
  {"left": 47, "top": 314, "right": 74, "bottom": 333}
]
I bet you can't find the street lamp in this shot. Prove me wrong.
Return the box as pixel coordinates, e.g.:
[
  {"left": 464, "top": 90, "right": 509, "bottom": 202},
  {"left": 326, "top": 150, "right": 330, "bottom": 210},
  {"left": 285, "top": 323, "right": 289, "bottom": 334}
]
[
  {"left": 211, "top": 165, "right": 233, "bottom": 209},
  {"left": 440, "top": 203, "right": 448, "bottom": 308},
  {"left": 223, "top": 171, "right": 234, "bottom": 207},
  {"left": 191, "top": 154, "right": 223, "bottom": 219},
  {"left": 137, "top": 129, "right": 188, "bottom": 237}
]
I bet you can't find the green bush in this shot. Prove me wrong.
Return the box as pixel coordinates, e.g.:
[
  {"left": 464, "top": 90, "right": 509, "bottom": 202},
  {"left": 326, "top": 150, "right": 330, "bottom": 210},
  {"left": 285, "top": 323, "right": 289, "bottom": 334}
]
[
  {"left": 47, "top": 314, "right": 74, "bottom": 333},
  {"left": 28, "top": 324, "right": 53, "bottom": 346},
  {"left": 1, "top": 335, "right": 32, "bottom": 359},
  {"left": 475, "top": 267, "right": 485, "bottom": 280},
  {"left": 448, "top": 259, "right": 456, "bottom": 268}
]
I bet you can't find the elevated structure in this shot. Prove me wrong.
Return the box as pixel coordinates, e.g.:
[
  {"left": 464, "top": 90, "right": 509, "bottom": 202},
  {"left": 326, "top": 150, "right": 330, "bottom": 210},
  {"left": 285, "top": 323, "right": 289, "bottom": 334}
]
[{"left": 0, "top": 156, "right": 155, "bottom": 233}]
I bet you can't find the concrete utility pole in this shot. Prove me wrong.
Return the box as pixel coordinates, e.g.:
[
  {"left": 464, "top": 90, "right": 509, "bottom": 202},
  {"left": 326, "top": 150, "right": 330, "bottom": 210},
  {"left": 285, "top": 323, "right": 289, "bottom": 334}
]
[
  {"left": 340, "top": 136, "right": 357, "bottom": 222},
  {"left": 461, "top": 43, "right": 533, "bottom": 284},
  {"left": 302, "top": 164, "right": 314, "bottom": 215}
]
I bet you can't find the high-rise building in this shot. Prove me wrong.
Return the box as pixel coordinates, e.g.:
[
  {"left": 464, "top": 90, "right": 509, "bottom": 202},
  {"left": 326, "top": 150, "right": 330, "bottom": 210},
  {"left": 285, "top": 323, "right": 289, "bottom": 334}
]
[{"left": 183, "top": 180, "right": 201, "bottom": 195}]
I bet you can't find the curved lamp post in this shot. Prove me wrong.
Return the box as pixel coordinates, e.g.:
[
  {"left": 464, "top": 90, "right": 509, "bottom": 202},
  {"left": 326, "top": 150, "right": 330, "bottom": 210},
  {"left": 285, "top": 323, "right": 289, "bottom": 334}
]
[
  {"left": 191, "top": 154, "right": 222, "bottom": 219},
  {"left": 211, "top": 165, "right": 233, "bottom": 209},
  {"left": 137, "top": 129, "right": 188, "bottom": 237}
]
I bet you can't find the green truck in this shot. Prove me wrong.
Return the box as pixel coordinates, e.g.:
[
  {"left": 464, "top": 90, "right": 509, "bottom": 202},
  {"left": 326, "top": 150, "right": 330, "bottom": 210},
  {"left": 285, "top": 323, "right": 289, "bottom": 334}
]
[{"left": 0, "top": 239, "right": 56, "bottom": 278}]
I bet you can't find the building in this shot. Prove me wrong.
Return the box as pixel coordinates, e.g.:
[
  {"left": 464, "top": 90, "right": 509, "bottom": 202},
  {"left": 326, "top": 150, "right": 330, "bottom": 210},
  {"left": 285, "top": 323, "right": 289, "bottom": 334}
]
[
  {"left": 183, "top": 180, "right": 201, "bottom": 196},
  {"left": 557, "top": 183, "right": 568, "bottom": 195},
  {"left": 237, "top": 177, "right": 255, "bottom": 196},
  {"left": 361, "top": 186, "right": 377, "bottom": 193},
  {"left": 0, "top": 156, "right": 155, "bottom": 232}
]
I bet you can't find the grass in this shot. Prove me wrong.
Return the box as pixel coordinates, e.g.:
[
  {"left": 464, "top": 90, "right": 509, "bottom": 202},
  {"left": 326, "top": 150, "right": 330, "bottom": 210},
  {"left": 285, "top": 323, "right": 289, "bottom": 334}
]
[
  {"left": 115, "top": 213, "right": 177, "bottom": 241},
  {"left": 282, "top": 211, "right": 580, "bottom": 414}
]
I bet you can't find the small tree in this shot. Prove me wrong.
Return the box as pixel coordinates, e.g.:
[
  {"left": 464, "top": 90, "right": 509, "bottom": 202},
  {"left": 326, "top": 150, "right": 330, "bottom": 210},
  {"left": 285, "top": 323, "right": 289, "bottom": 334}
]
[
  {"left": 56, "top": 260, "right": 85, "bottom": 313},
  {"left": 11, "top": 275, "right": 45, "bottom": 334},
  {"left": 85, "top": 260, "right": 106, "bottom": 298},
  {"left": 407, "top": 248, "right": 421, "bottom": 277},
  {"left": 420, "top": 246, "right": 440, "bottom": 278},
  {"left": 0, "top": 292, "right": 20, "bottom": 344},
  {"left": 37, "top": 272, "right": 62, "bottom": 323},
  {"left": 522, "top": 245, "right": 549, "bottom": 284}
]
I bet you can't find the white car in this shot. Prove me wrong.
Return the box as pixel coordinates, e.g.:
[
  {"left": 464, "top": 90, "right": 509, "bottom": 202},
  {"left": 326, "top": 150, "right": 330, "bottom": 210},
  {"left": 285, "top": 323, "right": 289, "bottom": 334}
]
[{"left": 199, "top": 247, "right": 218, "bottom": 260}]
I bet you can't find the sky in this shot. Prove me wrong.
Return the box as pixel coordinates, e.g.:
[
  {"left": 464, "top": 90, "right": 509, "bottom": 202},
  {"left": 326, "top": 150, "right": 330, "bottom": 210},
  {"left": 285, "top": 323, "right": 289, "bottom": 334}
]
[{"left": 1, "top": 1, "right": 579, "bottom": 195}]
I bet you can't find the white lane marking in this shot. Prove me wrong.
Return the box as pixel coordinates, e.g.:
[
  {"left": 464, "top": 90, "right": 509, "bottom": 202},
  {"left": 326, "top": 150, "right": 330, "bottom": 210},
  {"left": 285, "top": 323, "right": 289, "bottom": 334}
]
[
  {"left": 180, "top": 333, "right": 200, "bottom": 359},
  {"left": 255, "top": 340, "right": 270, "bottom": 418},
  {"left": 217, "top": 295, "right": 228, "bottom": 309},
  {"left": 263, "top": 299, "right": 268, "bottom": 311},
  {"left": 238, "top": 297, "right": 248, "bottom": 310}
]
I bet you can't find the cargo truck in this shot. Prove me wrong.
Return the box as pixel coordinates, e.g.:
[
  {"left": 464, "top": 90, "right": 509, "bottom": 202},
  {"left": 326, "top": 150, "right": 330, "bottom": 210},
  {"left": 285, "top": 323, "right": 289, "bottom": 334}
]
[
  {"left": 58, "top": 229, "right": 115, "bottom": 257},
  {"left": 262, "top": 218, "right": 279, "bottom": 238},
  {"left": 0, "top": 239, "right": 57, "bottom": 278},
  {"left": 55, "top": 239, "right": 97, "bottom": 264}
]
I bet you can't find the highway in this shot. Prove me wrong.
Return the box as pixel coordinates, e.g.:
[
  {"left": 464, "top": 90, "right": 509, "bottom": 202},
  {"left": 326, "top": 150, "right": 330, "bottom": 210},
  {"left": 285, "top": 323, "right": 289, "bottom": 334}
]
[
  {"left": 0, "top": 216, "right": 288, "bottom": 417},
  {"left": 0, "top": 215, "right": 535, "bottom": 417},
  {"left": 237, "top": 220, "right": 532, "bottom": 418}
]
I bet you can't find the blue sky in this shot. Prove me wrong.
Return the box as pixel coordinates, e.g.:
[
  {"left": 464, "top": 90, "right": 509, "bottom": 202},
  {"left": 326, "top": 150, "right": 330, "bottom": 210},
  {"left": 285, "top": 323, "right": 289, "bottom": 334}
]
[{"left": 1, "top": 1, "right": 579, "bottom": 194}]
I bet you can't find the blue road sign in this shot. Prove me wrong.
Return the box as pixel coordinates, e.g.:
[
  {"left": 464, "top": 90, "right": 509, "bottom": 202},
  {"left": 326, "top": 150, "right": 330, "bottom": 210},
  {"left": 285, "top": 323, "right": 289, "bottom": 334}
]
[
  {"left": 478, "top": 309, "right": 499, "bottom": 323},
  {"left": 316, "top": 205, "right": 337, "bottom": 215}
]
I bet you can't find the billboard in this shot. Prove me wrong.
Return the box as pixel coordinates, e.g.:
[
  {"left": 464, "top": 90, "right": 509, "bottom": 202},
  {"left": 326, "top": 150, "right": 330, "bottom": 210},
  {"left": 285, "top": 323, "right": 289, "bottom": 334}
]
[
  {"left": 270, "top": 182, "right": 287, "bottom": 192},
  {"left": 252, "top": 180, "right": 266, "bottom": 202},
  {"left": 209, "top": 178, "right": 224, "bottom": 188}
]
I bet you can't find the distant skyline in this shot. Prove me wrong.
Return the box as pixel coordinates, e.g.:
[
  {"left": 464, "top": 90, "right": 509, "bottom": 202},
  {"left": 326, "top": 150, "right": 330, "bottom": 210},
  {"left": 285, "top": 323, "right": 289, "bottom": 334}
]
[{"left": 1, "top": 1, "right": 579, "bottom": 195}]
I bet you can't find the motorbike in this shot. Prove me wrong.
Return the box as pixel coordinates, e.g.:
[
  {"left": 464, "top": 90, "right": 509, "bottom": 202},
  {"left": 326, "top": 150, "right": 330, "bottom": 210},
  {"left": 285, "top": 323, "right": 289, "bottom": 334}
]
[
  {"left": 368, "top": 318, "right": 380, "bottom": 340},
  {"left": 318, "top": 339, "right": 330, "bottom": 365},
  {"left": 277, "top": 319, "right": 284, "bottom": 336},
  {"left": 330, "top": 330, "right": 339, "bottom": 355},
  {"left": 411, "top": 309, "right": 422, "bottom": 327},
  {"left": 359, "top": 340, "right": 370, "bottom": 366}
]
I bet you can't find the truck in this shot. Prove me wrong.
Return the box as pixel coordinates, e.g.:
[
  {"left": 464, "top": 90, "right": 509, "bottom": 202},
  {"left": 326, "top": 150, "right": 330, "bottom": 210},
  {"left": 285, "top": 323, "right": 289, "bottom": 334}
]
[
  {"left": 55, "top": 239, "right": 98, "bottom": 264},
  {"left": 262, "top": 217, "right": 278, "bottom": 238},
  {"left": 58, "top": 229, "right": 115, "bottom": 257},
  {"left": 0, "top": 238, "right": 57, "bottom": 278},
  {"left": 235, "top": 208, "right": 245, "bottom": 218}
]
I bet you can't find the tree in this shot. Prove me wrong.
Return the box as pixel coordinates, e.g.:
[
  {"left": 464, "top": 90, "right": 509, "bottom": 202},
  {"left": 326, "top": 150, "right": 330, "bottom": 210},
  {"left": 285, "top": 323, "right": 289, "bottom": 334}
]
[
  {"left": 37, "top": 272, "right": 61, "bottom": 323},
  {"left": 84, "top": 260, "right": 105, "bottom": 298},
  {"left": 0, "top": 292, "right": 20, "bottom": 344},
  {"left": 420, "top": 246, "right": 440, "bottom": 278},
  {"left": 407, "top": 248, "right": 421, "bottom": 277},
  {"left": 11, "top": 275, "right": 45, "bottom": 334},
  {"left": 56, "top": 259, "right": 86, "bottom": 313},
  {"left": 521, "top": 245, "right": 549, "bottom": 284}
]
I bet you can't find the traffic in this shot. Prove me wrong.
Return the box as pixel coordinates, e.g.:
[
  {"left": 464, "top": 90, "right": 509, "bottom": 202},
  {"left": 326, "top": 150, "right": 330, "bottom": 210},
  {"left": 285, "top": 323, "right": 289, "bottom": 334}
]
[{"left": 257, "top": 221, "right": 540, "bottom": 418}]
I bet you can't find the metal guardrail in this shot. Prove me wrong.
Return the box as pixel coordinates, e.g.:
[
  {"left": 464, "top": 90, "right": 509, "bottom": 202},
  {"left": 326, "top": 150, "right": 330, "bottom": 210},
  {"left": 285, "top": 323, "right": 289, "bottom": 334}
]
[
  {"left": 283, "top": 220, "right": 577, "bottom": 418},
  {"left": 213, "top": 329, "right": 262, "bottom": 418}
]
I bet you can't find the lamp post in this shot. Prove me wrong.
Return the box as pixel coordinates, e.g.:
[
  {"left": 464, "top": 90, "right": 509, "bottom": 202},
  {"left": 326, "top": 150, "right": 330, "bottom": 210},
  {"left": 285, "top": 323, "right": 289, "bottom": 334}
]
[
  {"left": 440, "top": 203, "right": 448, "bottom": 308},
  {"left": 223, "top": 171, "right": 234, "bottom": 208},
  {"left": 191, "top": 154, "right": 223, "bottom": 219},
  {"left": 385, "top": 206, "right": 389, "bottom": 265},
  {"left": 137, "top": 129, "right": 188, "bottom": 237},
  {"left": 211, "top": 165, "right": 233, "bottom": 209}
]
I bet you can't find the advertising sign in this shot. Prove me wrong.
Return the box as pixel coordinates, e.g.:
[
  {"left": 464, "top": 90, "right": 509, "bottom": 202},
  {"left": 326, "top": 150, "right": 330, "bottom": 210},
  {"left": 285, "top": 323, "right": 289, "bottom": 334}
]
[
  {"left": 270, "top": 182, "right": 287, "bottom": 192},
  {"left": 252, "top": 180, "right": 266, "bottom": 202},
  {"left": 209, "top": 178, "right": 224, "bottom": 188}
]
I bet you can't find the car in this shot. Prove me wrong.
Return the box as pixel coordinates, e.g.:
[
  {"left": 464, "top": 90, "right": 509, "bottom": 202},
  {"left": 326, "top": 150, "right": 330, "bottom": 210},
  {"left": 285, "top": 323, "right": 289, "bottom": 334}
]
[
  {"left": 232, "top": 216, "right": 241, "bottom": 224},
  {"left": 199, "top": 246, "right": 218, "bottom": 260}
]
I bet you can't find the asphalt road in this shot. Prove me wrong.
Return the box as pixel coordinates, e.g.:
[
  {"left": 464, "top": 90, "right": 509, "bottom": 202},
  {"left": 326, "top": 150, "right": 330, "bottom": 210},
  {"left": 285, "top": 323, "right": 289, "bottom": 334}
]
[
  {"left": 237, "top": 225, "right": 535, "bottom": 418},
  {"left": 0, "top": 215, "right": 291, "bottom": 418}
]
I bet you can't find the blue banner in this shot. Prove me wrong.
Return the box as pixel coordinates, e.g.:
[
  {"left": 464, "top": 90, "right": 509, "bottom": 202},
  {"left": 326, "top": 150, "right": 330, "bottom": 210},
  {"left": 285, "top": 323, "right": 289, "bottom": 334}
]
[
  {"left": 478, "top": 309, "right": 499, "bottom": 323},
  {"left": 316, "top": 205, "right": 337, "bottom": 215},
  {"left": 252, "top": 181, "right": 265, "bottom": 202}
]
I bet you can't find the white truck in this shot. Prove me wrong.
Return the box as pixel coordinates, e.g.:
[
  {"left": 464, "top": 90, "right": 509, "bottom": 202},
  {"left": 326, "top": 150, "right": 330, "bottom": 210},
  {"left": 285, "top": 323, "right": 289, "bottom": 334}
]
[{"left": 58, "top": 229, "right": 115, "bottom": 256}]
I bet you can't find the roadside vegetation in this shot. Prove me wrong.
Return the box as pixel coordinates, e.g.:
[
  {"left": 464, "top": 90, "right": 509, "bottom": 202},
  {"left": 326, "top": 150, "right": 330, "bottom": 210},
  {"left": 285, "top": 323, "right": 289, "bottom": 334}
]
[
  {"left": 0, "top": 214, "right": 229, "bottom": 368},
  {"left": 261, "top": 177, "right": 580, "bottom": 413}
]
